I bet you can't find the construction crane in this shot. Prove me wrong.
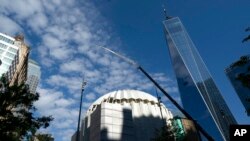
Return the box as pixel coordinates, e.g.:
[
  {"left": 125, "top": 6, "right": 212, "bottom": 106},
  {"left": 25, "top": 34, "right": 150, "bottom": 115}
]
[{"left": 97, "top": 45, "right": 214, "bottom": 141}]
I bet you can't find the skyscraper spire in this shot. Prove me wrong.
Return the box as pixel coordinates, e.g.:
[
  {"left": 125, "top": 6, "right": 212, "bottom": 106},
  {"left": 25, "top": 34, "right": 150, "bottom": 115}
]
[{"left": 162, "top": 4, "right": 171, "bottom": 20}]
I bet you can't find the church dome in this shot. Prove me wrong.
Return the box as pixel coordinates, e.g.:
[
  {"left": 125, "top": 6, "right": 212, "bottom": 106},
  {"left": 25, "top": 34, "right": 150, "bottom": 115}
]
[{"left": 86, "top": 89, "right": 163, "bottom": 114}]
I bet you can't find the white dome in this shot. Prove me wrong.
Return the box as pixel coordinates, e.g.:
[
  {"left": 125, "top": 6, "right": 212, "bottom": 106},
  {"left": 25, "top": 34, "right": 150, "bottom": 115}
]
[
  {"left": 83, "top": 89, "right": 173, "bottom": 141},
  {"left": 87, "top": 89, "right": 159, "bottom": 112}
]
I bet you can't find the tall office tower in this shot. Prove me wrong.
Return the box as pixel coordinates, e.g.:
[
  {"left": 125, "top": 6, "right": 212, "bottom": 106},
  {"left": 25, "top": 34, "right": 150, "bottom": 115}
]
[
  {"left": 72, "top": 90, "right": 173, "bottom": 141},
  {"left": 26, "top": 59, "right": 41, "bottom": 94},
  {"left": 0, "top": 32, "right": 18, "bottom": 76},
  {"left": 6, "top": 34, "right": 29, "bottom": 86},
  {"left": 225, "top": 55, "right": 250, "bottom": 116},
  {"left": 163, "top": 17, "right": 237, "bottom": 141}
]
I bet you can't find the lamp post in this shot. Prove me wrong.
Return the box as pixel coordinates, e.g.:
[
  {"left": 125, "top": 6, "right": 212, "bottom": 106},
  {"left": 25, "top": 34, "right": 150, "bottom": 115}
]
[
  {"left": 98, "top": 46, "right": 214, "bottom": 141},
  {"left": 76, "top": 80, "right": 87, "bottom": 141}
]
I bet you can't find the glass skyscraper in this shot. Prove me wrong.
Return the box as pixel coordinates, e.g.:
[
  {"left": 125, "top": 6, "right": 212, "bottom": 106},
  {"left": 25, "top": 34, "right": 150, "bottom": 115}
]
[
  {"left": 0, "top": 32, "right": 18, "bottom": 76},
  {"left": 26, "top": 59, "right": 41, "bottom": 94},
  {"left": 163, "top": 17, "right": 237, "bottom": 141},
  {"left": 0, "top": 33, "right": 29, "bottom": 86},
  {"left": 225, "top": 55, "right": 250, "bottom": 116}
]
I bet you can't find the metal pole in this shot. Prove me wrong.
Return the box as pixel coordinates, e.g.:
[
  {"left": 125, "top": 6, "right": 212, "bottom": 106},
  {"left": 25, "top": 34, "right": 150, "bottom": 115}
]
[
  {"left": 76, "top": 81, "right": 87, "bottom": 141},
  {"left": 155, "top": 88, "right": 164, "bottom": 123},
  {"left": 98, "top": 46, "right": 214, "bottom": 141}
]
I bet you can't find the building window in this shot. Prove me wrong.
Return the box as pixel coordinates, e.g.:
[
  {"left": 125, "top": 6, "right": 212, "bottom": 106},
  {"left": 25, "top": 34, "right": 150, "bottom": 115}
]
[
  {"left": 6, "top": 52, "right": 15, "bottom": 59},
  {"left": 0, "top": 43, "right": 7, "bottom": 49},
  {"left": 8, "top": 47, "right": 18, "bottom": 54},
  {"left": 0, "top": 49, "right": 4, "bottom": 54},
  {"left": 3, "top": 57, "right": 12, "bottom": 64},
  {"left": 109, "top": 98, "right": 113, "bottom": 103}
]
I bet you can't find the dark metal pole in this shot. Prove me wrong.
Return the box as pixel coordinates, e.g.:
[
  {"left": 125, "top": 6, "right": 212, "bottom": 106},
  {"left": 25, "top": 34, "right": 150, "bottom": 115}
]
[
  {"left": 76, "top": 81, "right": 87, "bottom": 141},
  {"left": 97, "top": 46, "right": 214, "bottom": 141}
]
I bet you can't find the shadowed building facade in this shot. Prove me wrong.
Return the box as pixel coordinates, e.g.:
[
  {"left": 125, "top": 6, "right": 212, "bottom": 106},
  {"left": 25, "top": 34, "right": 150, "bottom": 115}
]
[
  {"left": 72, "top": 90, "right": 173, "bottom": 141},
  {"left": 225, "top": 55, "right": 250, "bottom": 116},
  {"left": 163, "top": 17, "right": 237, "bottom": 140}
]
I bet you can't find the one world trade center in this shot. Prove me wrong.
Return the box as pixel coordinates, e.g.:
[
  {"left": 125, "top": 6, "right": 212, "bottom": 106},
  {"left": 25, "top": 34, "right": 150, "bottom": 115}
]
[{"left": 163, "top": 16, "right": 237, "bottom": 140}]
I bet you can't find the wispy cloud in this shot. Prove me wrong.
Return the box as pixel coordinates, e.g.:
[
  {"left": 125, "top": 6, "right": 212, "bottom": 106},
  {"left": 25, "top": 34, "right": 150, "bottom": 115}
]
[
  {"left": 0, "top": 15, "right": 22, "bottom": 34},
  {"left": 0, "top": 0, "right": 179, "bottom": 141}
]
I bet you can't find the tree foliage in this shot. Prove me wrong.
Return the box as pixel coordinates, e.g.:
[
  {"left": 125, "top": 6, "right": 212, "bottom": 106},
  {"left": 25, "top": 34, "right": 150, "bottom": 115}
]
[
  {"left": 27, "top": 133, "right": 54, "bottom": 141},
  {"left": 35, "top": 134, "right": 54, "bottom": 141},
  {"left": 236, "top": 73, "right": 250, "bottom": 88},
  {"left": 0, "top": 76, "right": 53, "bottom": 140},
  {"left": 151, "top": 125, "right": 176, "bottom": 141},
  {"left": 236, "top": 29, "right": 250, "bottom": 89},
  {"left": 236, "top": 27, "right": 250, "bottom": 89},
  {"left": 242, "top": 27, "right": 250, "bottom": 43}
]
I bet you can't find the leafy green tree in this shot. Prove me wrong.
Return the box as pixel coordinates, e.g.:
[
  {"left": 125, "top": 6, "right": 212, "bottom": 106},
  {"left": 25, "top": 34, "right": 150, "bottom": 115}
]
[
  {"left": 28, "top": 133, "right": 54, "bottom": 141},
  {"left": 242, "top": 27, "right": 250, "bottom": 43},
  {"left": 0, "top": 76, "right": 53, "bottom": 140},
  {"left": 35, "top": 134, "right": 54, "bottom": 141}
]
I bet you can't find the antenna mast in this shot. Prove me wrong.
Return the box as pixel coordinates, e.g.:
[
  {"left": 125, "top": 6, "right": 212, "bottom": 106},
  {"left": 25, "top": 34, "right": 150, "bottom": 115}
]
[{"left": 162, "top": 4, "right": 171, "bottom": 20}]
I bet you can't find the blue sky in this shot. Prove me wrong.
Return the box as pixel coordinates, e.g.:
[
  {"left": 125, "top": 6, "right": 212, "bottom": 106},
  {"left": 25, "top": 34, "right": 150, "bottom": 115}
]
[
  {"left": 0, "top": 0, "right": 249, "bottom": 140},
  {"left": 92, "top": 0, "right": 250, "bottom": 121}
]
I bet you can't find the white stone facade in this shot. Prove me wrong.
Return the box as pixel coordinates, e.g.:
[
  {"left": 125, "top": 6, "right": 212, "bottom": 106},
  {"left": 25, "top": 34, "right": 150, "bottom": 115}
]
[{"left": 79, "top": 90, "right": 173, "bottom": 141}]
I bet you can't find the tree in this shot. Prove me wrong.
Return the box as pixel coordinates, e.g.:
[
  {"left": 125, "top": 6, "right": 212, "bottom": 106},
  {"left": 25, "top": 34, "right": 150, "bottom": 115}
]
[
  {"left": 236, "top": 27, "right": 250, "bottom": 89},
  {"left": 35, "top": 134, "right": 54, "bottom": 141},
  {"left": 242, "top": 27, "right": 250, "bottom": 43},
  {"left": 28, "top": 133, "right": 54, "bottom": 141},
  {"left": 0, "top": 76, "right": 53, "bottom": 140},
  {"left": 236, "top": 72, "right": 250, "bottom": 88},
  {"left": 151, "top": 125, "right": 176, "bottom": 141}
]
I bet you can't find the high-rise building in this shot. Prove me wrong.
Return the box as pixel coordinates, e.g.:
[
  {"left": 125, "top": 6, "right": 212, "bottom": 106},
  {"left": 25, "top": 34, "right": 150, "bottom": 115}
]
[
  {"left": 72, "top": 90, "right": 173, "bottom": 141},
  {"left": 6, "top": 34, "right": 29, "bottom": 86},
  {"left": 225, "top": 55, "right": 250, "bottom": 116},
  {"left": 163, "top": 17, "right": 237, "bottom": 140},
  {"left": 0, "top": 32, "right": 18, "bottom": 76},
  {"left": 0, "top": 32, "right": 29, "bottom": 85},
  {"left": 26, "top": 59, "right": 41, "bottom": 94}
]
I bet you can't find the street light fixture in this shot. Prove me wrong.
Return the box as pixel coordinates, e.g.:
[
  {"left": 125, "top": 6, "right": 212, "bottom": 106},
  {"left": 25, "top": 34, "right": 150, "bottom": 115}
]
[{"left": 76, "top": 79, "right": 87, "bottom": 141}]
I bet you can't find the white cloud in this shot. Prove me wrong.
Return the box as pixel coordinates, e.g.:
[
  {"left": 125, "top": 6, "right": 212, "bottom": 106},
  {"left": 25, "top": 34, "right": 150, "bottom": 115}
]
[
  {"left": 28, "top": 12, "right": 48, "bottom": 34},
  {"left": 54, "top": 119, "right": 74, "bottom": 129},
  {"left": 60, "top": 59, "right": 87, "bottom": 73},
  {"left": 0, "top": 0, "right": 43, "bottom": 20},
  {"left": 46, "top": 75, "right": 82, "bottom": 93},
  {"left": 34, "top": 88, "right": 76, "bottom": 114},
  {"left": 0, "top": 0, "right": 179, "bottom": 141},
  {"left": 50, "top": 46, "right": 75, "bottom": 60},
  {"left": 85, "top": 92, "right": 96, "bottom": 101},
  {"left": 42, "top": 34, "right": 62, "bottom": 48},
  {"left": 59, "top": 129, "right": 76, "bottom": 141},
  {"left": 0, "top": 15, "right": 22, "bottom": 34}
]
